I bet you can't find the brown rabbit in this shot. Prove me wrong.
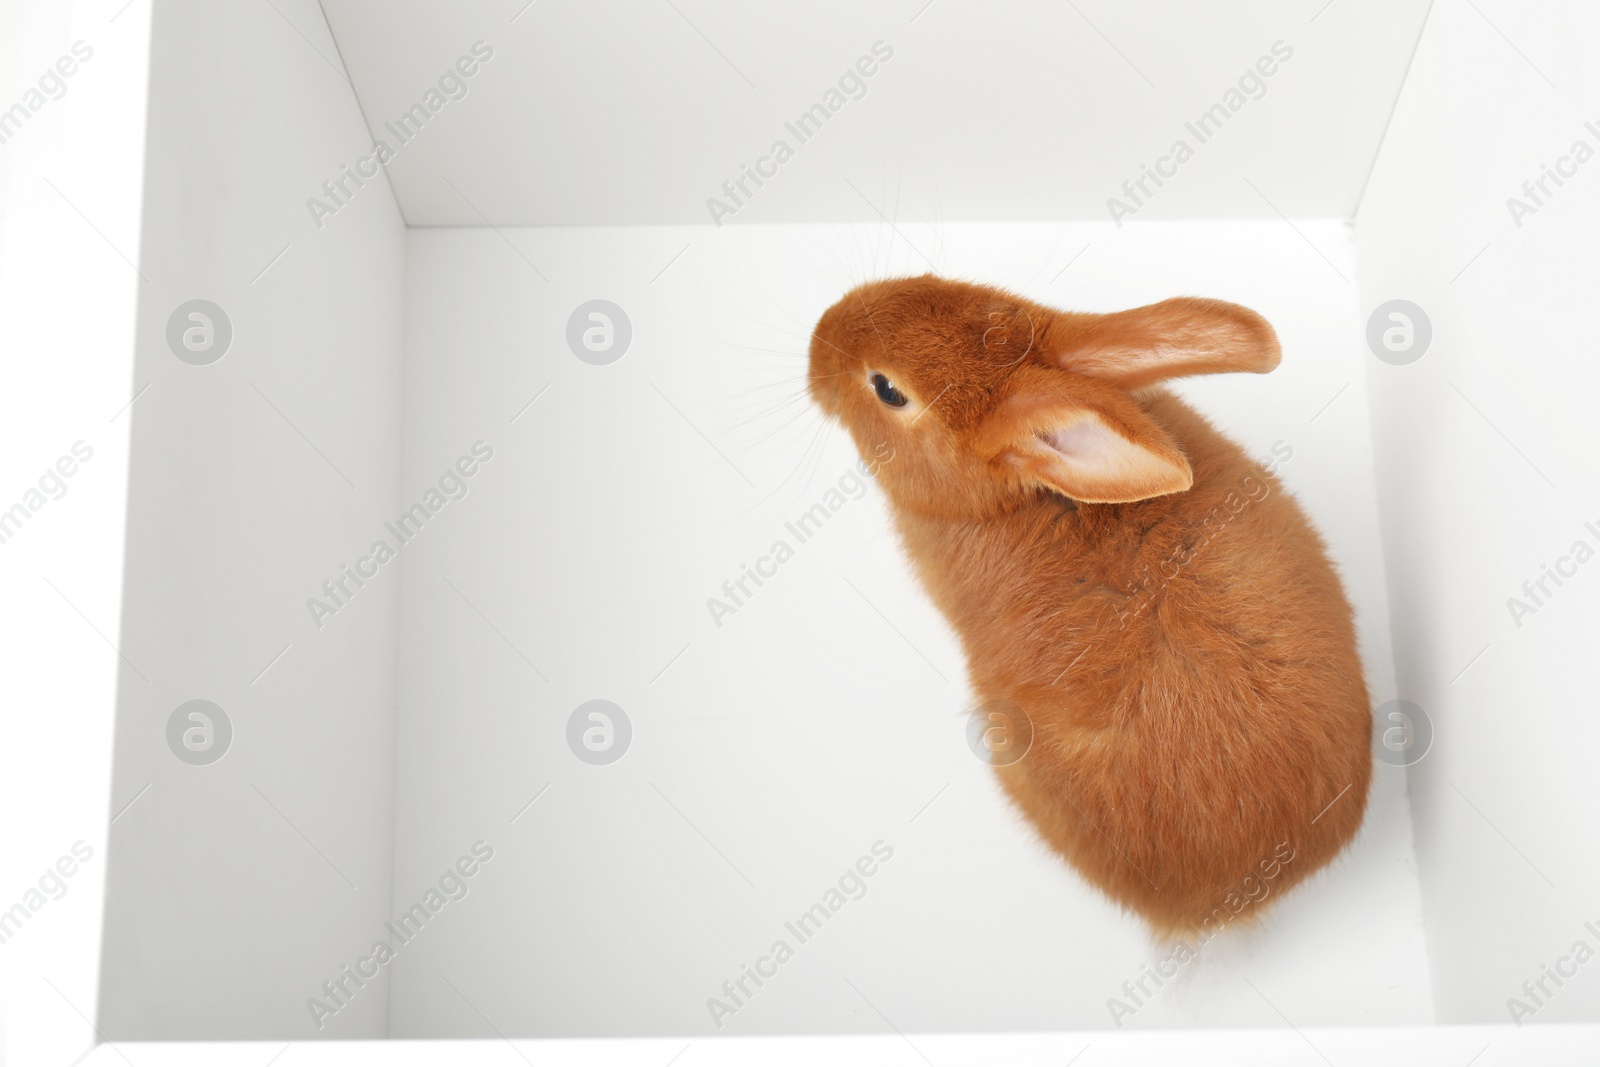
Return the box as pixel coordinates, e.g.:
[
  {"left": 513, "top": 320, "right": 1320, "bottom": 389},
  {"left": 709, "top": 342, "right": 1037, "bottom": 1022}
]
[{"left": 809, "top": 275, "right": 1371, "bottom": 937}]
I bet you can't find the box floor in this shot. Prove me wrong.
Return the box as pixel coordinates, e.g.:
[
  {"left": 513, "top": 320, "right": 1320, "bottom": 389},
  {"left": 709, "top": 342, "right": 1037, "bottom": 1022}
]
[{"left": 383, "top": 219, "right": 1433, "bottom": 1036}]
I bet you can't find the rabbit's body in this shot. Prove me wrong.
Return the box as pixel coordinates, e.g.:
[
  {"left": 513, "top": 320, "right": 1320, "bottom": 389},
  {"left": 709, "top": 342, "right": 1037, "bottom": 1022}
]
[
  {"left": 894, "top": 389, "right": 1369, "bottom": 935},
  {"left": 809, "top": 274, "right": 1372, "bottom": 933}
]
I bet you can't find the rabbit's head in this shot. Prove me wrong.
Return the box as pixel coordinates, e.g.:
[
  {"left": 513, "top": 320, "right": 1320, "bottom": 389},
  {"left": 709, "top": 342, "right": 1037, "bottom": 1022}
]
[{"left": 809, "top": 275, "right": 1280, "bottom": 519}]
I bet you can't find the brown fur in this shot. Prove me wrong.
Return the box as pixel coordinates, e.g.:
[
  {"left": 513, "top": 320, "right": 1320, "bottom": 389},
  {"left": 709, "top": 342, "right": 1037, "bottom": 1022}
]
[{"left": 809, "top": 275, "right": 1371, "bottom": 936}]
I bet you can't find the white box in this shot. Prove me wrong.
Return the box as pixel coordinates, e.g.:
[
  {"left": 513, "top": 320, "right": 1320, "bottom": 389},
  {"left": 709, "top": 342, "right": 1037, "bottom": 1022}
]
[{"left": 3, "top": 1, "right": 1597, "bottom": 1063}]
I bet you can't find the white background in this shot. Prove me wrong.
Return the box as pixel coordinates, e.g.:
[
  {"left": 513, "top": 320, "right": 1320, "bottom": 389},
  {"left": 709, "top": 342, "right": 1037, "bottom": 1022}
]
[
  {"left": 0, "top": 0, "right": 149, "bottom": 1063},
  {"left": 384, "top": 218, "right": 1429, "bottom": 1036}
]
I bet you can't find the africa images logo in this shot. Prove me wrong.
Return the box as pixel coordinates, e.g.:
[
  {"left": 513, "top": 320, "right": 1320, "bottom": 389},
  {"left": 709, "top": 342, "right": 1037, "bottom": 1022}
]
[{"left": 305, "top": 41, "right": 495, "bottom": 230}]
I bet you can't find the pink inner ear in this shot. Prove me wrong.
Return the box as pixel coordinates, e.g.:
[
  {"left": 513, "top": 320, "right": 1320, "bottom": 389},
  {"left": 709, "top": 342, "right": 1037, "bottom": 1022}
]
[
  {"left": 1043, "top": 420, "right": 1102, "bottom": 458},
  {"left": 1040, "top": 417, "right": 1138, "bottom": 480},
  {"left": 1032, "top": 413, "right": 1191, "bottom": 502}
]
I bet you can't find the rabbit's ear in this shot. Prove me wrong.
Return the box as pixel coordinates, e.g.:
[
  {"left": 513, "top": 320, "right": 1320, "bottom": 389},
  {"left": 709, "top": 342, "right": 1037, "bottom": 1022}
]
[
  {"left": 1046, "top": 297, "right": 1280, "bottom": 388},
  {"left": 980, "top": 370, "right": 1192, "bottom": 503}
]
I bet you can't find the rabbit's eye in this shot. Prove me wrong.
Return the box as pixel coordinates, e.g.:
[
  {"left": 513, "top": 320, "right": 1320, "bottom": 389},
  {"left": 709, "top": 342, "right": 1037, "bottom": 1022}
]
[{"left": 871, "top": 373, "right": 908, "bottom": 408}]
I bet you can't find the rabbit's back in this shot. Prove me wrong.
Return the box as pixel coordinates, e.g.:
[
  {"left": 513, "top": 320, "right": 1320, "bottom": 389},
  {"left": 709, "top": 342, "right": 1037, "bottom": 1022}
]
[{"left": 899, "top": 390, "right": 1372, "bottom": 933}]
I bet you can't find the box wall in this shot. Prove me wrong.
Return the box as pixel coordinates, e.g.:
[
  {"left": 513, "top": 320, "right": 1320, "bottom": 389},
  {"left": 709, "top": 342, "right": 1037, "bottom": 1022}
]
[
  {"left": 318, "top": 0, "right": 1434, "bottom": 227},
  {"left": 96, "top": 0, "right": 407, "bottom": 1040},
  {"left": 1356, "top": 0, "right": 1600, "bottom": 1026}
]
